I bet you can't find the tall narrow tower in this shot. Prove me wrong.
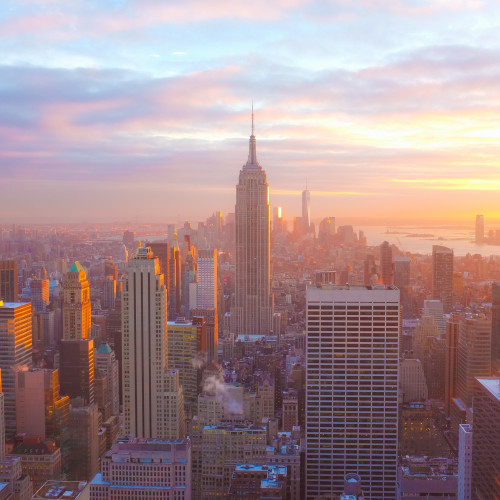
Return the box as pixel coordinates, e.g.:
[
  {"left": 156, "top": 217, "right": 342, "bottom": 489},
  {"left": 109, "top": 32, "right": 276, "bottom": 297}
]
[
  {"left": 123, "top": 246, "right": 167, "bottom": 438},
  {"left": 0, "top": 301, "right": 32, "bottom": 437},
  {"left": 231, "top": 112, "right": 273, "bottom": 335},
  {"left": 432, "top": 245, "right": 454, "bottom": 313},
  {"left": 62, "top": 262, "right": 91, "bottom": 340},
  {"left": 302, "top": 186, "right": 310, "bottom": 232},
  {"left": 122, "top": 246, "right": 184, "bottom": 439}
]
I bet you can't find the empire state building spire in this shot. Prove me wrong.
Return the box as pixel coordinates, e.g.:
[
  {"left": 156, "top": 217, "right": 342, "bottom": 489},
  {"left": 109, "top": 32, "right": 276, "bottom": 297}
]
[{"left": 246, "top": 103, "right": 260, "bottom": 168}]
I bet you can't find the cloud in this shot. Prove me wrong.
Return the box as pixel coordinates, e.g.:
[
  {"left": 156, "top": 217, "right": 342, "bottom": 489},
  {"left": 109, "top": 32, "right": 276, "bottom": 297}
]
[
  {"left": 1, "top": 16, "right": 500, "bottom": 222},
  {"left": 390, "top": 178, "right": 500, "bottom": 190}
]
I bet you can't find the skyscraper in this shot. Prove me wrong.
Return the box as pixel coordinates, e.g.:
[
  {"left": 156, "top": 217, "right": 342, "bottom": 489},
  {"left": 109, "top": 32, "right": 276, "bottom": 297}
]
[
  {"left": 0, "top": 300, "right": 32, "bottom": 437},
  {"left": 60, "top": 338, "right": 95, "bottom": 404},
  {"left": 167, "top": 316, "right": 207, "bottom": 417},
  {"left": 394, "top": 256, "right": 411, "bottom": 317},
  {"left": 62, "top": 261, "right": 91, "bottom": 340},
  {"left": 432, "top": 245, "right": 454, "bottom": 313},
  {"left": 491, "top": 282, "right": 500, "bottom": 372},
  {"left": 302, "top": 187, "right": 310, "bottom": 232},
  {"left": 231, "top": 116, "right": 273, "bottom": 335},
  {"left": 30, "top": 279, "right": 50, "bottom": 312},
  {"left": 0, "top": 260, "right": 18, "bottom": 302},
  {"left": 197, "top": 249, "right": 217, "bottom": 310},
  {"left": 15, "top": 368, "right": 70, "bottom": 443},
  {"left": 305, "top": 284, "right": 399, "bottom": 499},
  {"left": 456, "top": 315, "right": 491, "bottom": 408},
  {"left": 379, "top": 241, "right": 393, "bottom": 285},
  {"left": 95, "top": 342, "right": 120, "bottom": 418},
  {"left": 471, "top": 377, "right": 500, "bottom": 499},
  {"left": 193, "top": 249, "right": 218, "bottom": 363},
  {"left": 458, "top": 423, "right": 472, "bottom": 500},
  {"left": 122, "top": 246, "right": 184, "bottom": 439},
  {"left": 444, "top": 315, "right": 459, "bottom": 417},
  {"left": 149, "top": 241, "right": 169, "bottom": 285},
  {"left": 0, "top": 370, "right": 5, "bottom": 461}
]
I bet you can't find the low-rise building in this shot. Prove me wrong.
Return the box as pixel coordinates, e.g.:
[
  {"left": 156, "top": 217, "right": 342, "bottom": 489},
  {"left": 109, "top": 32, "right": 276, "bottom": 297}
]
[
  {"left": 228, "top": 464, "right": 287, "bottom": 500},
  {"left": 397, "top": 456, "right": 457, "bottom": 499},
  {"left": 10, "top": 439, "right": 61, "bottom": 492},
  {"left": 32, "top": 480, "right": 89, "bottom": 499},
  {"left": 89, "top": 437, "right": 191, "bottom": 500}
]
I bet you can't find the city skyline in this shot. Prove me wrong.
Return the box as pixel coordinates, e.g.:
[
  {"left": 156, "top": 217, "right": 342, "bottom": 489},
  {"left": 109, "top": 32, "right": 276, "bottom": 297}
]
[{"left": 1, "top": 1, "right": 500, "bottom": 223}]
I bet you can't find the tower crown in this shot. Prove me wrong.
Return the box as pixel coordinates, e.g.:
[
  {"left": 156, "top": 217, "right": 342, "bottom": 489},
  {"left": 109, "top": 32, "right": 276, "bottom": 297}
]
[{"left": 244, "top": 104, "right": 261, "bottom": 170}]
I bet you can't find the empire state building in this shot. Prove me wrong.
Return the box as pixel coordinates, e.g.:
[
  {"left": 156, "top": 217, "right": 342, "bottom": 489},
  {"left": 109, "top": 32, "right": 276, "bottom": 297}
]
[{"left": 230, "top": 118, "right": 274, "bottom": 335}]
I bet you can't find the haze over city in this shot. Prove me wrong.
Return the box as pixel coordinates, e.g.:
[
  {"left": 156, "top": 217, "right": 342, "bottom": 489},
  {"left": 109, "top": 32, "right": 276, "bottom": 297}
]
[{"left": 1, "top": 0, "right": 500, "bottom": 223}]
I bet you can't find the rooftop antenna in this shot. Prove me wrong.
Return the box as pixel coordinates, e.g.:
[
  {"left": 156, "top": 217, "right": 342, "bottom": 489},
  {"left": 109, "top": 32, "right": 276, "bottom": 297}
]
[{"left": 251, "top": 101, "right": 254, "bottom": 136}]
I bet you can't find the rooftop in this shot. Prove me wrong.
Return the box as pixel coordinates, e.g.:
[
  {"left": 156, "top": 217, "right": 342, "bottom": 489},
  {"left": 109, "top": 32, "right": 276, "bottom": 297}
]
[
  {"left": 0, "top": 301, "right": 30, "bottom": 308},
  {"left": 32, "top": 480, "right": 88, "bottom": 499},
  {"left": 308, "top": 283, "right": 399, "bottom": 291},
  {"left": 68, "top": 261, "right": 85, "bottom": 273},
  {"left": 97, "top": 342, "right": 113, "bottom": 354},
  {"left": 476, "top": 377, "right": 500, "bottom": 403}
]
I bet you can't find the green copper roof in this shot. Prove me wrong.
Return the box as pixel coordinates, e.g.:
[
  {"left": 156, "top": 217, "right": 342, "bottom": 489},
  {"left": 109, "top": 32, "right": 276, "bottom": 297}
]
[
  {"left": 97, "top": 342, "right": 112, "bottom": 354},
  {"left": 69, "top": 261, "right": 85, "bottom": 273}
]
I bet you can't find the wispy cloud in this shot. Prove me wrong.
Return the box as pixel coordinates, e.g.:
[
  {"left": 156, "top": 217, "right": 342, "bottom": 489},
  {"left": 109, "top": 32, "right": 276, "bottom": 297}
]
[{"left": 0, "top": 0, "right": 499, "bottom": 221}]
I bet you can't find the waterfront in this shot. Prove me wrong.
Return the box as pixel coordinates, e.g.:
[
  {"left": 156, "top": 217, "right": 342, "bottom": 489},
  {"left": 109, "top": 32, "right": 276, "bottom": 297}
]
[{"left": 360, "top": 225, "right": 500, "bottom": 257}]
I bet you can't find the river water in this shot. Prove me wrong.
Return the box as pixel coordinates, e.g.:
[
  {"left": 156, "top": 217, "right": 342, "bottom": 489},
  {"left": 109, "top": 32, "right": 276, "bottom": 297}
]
[{"left": 359, "top": 225, "right": 500, "bottom": 257}]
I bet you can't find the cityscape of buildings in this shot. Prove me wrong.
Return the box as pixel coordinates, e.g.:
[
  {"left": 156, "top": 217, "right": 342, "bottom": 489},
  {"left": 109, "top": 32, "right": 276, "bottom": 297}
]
[{"left": 2, "top": 123, "right": 500, "bottom": 499}]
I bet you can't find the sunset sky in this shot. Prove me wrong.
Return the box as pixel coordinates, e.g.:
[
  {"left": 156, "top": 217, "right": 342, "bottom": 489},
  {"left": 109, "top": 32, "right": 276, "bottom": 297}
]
[{"left": 1, "top": 0, "right": 500, "bottom": 224}]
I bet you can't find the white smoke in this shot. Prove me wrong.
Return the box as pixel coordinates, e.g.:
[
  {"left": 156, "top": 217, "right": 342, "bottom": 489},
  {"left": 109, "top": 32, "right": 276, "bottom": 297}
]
[
  {"left": 191, "top": 351, "right": 207, "bottom": 370},
  {"left": 203, "top": 375, "right": 243, "bottom": 415}
]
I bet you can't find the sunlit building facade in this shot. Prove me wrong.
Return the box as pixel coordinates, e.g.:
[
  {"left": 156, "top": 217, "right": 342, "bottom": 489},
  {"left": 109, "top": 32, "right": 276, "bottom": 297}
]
[
  {"left": 62, "top": 261, "right": 91, "bottom": 340},
  {"left": 0, "top": 300, "right": 32, "bottom": 437},
  {"left": 231, "top": 123, "right": 273, "bottom": 335}
]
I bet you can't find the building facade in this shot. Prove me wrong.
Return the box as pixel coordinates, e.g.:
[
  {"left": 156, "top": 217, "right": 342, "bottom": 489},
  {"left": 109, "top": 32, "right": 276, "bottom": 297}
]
[
  {"left": 123, "top": 246, "right": 185, "bottom": 439},
  {"left": 231, "top": 123, "right": 273, "bottom": 335},
  {"left": 90, "top": 438, "right": 191, "bottom": 500},
  {"left": 0, "top": 301, "right": 32, "bottom": 437},
  {"left": 305, "top": 285, "right": 399, "bottom": 499},
  {"left": 432, "top": 245, "right": 454, "bottom": 313},
  {"left": 168, "top": 317, "right": 206, "bottom": 417},
  {"left": 471, "top": 377, "right": 500, "bottom": 499},
  {"left": 458, "top": 423, "right": 472, "bottom": 500},
  {"left": 0, "top": 260, "right": 18, "bottom": 302},
  {"left": 62, "top": 262, "right": 91, "bottom": 340},
  {"left": 123, "top": 246, "right": 167, "bottom": 438}
]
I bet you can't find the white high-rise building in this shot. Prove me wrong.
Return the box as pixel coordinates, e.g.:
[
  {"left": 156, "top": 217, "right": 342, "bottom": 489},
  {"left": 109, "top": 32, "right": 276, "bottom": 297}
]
[
  {"left": 197, "top": 249, "right": 217, "bottom": 309},
  {"left": 306, "top": 284, "right": 400, "bottom": 500},
  {"left": 122, "top": 246, "right": 183, "bottom": 439},
  {"left": 458, "top": 423, "right": 472, "bottom": 500},
  {"left": 230, "top": 116, "right": 273, "bottom": 335}
]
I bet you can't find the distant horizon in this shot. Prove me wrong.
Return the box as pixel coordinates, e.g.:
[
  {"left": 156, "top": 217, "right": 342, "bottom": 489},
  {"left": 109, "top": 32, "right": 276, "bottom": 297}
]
[{"left": 0, "top": 214, "right": 497, "bottom": 229}]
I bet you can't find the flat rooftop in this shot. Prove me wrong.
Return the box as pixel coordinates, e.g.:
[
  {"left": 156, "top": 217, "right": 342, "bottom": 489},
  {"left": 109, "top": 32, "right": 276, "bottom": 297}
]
[
  {"left": 308, "top": 284, "right": 398, "bottom": 291},
  {"left": 0, "top": 301, "right": 30, "bottom": 308},
  {"left": 476, "top": 377, "right": 500, "bottom": 403},
  {"left": 32, "top": 480, "right": 88, "bottom": 499}
]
